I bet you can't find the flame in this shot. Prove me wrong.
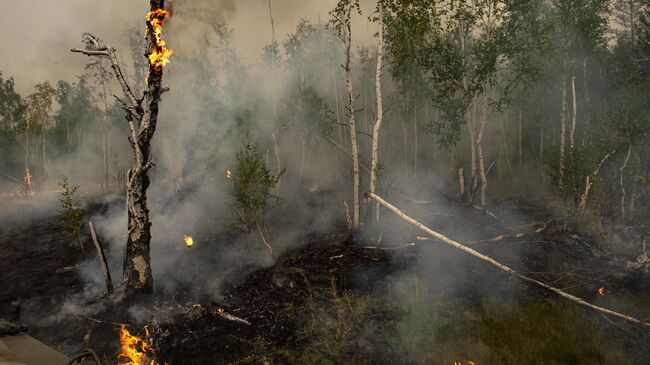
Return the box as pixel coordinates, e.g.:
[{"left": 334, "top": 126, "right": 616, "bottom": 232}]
[
  {"left": 118, "top": 325, "right": 160, "bottom": 365},
  {"left": 184, "top": 234, "right": 193, "bottom": 248},
  {"left": 146, "top": 8, "right": 173, "bottom": 68},
  {"left": 216, "top": 308, "right": 225, "bottom": 316},
  {"left": 598, "top": 287, "right": 606, "bottom": 296},
  {"left": 225, "top": 170, "right": 232, "bottom": 179},
  {"left": 23, "top": 168, "right": 32, "bottom": 185},
  {"left": 23, "top": 168, "right": 33, "bottom": 196},
  {"left": 454, "top": 362, "right": 476, "bottom": 365}
]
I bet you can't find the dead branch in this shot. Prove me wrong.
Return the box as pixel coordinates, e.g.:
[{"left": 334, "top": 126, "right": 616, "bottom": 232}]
[
  {"left": 471, "top": 205, "right": 500, "bottom": 221},
  {"left": 467, "top": 233, "right": 525, "bottom": 244},
  {"left": 76, "top": 314, "right": 127, "bottom": 328},
  {"left": 580, "top": 150, "right": 615, "bottom": 214},
  {"left": 88, "top": 221, "right": 113, "bottom": 294},
  {"left": 535, "top": 218, "right": 555, "bottom": 234},
  {"left": 220, "top": 312, "right": 252, "bottom": 326},
  {"left": 71, "top": 33, "right": 138, "bottom": 108},
  {"left": 361, "top": 242, "right": 416, "bottom": 250},
  {"left": 256, "top": 222, "right": 273, "bottom": 257},
  {"left": 343, "top": 200, "right": 352, "bottom": 232},
  {"left": 367, "top": 192, "right": 650, "bottom": 328},
  {"left": 325, "top": 137, "right": 371, "bottom": 175}
]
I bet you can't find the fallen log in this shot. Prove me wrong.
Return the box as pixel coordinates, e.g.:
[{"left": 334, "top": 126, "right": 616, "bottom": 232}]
[
  {"left": 366, "top": 192, "right": 650, "bottom": 328},
  {"left": 362, "top": 242, "right": 416, "bottom": 250},
  {"left": 88, "top": 221, "right": 113, "bottom": 294}
]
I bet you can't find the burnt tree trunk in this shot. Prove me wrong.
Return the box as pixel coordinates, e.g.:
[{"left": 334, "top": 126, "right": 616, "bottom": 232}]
[{"left": 72, "top": 0, "right": 171, "bottom": 296}]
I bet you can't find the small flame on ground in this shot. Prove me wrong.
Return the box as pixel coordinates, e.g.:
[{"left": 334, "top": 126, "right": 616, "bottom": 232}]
[
  {"left": 598, "top": 287, "right": 606, "bottom": 296},
  {"left": 454, "top": 361, "right": 476, "bottom": 365},
  {"left": 118, "top": 325, "right": 160, "bottom": 365},
  {"left": 146, "top": 8, "right": 173, "bottom": 68},
  {"left": 226, "top": 169, "right": 232, "bottom": 179},
  {"left": 216, "top": 308, "right": 225, "bottom": 316},
  {"left": 184, "top": 234, "right": 194, "bottom": 248}
]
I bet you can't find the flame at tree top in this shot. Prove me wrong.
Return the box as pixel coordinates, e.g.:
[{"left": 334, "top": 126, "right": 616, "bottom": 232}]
[
  {"left": 118, "top": 325, "right": 161, "bottom": 365},
  {"left": 146, "top": 8, "right": 173, "bottom": 68}
]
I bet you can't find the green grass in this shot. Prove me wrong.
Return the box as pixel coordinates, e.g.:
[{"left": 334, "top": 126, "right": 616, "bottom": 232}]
[{"left": 275, "top": 294, "right": 633, "bottom": 365}]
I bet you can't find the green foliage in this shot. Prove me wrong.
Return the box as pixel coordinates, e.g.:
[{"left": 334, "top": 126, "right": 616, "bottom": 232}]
[
  {"left": 384, "top": 0, "right": 550, "bottom": 149},
  {"left": 474, "top": 299, "right": 631, "bottom": 364},
  {"left": 275, "top": 290, "right": 395, "bottom": 365},
  {"left": 232, "top": 140, "right": 284, "bottom": 231},
  {"left": 275, "top": 291, "right": 632, "bottom": 365},
  {"left": 59, "top": 176, "right": 83, "bottom": 249},
  {"left": 0, "top": 73, "right": 27, "bottom": 172},
  {"left": 51, "top": 76, "right": 99, "bottom": 157}
]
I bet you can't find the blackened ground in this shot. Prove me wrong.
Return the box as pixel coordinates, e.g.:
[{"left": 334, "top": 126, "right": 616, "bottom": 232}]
[
  {"left": 0, "top": 198, "right": 85, "bottom": 318},
  {"left": 155, "top": 241, "right": 415, "bottom": 364},
  {"left": 1, "top": 194, "right": 649, "bottom": 364}
]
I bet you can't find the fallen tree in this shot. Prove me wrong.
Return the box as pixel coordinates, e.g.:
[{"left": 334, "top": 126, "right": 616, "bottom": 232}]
[{"left": 366, "top": 192, "right": 650, "bottom": 328}]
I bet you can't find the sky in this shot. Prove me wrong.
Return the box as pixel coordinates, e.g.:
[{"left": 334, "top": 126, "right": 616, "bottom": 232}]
[{"left": 0, "top": 0, "right": 377, "bottom": 94}]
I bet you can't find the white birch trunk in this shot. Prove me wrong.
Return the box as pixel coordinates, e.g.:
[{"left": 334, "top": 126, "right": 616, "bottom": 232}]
[
  {"left": 570, "top": 75, "right": 577, "bottom": 151},
  {"left": 477, "top": 94, "right": 488, "bottom": 206},
  {"left": 558, "top": 76, "right": 567, "bottom": 189},
  {"left": 468, "top": 103, "right": 478, "bottom": 190},
  {"left": 619, "top": 143, "right": 632, "bottom": 221},
  {"left": 342, "top": 5, "right": 360, "bottom": 230},
  {"left": 518, "top": 108, "right": 523, "bottom": 167},
  {"left": 369, "top": 2, "right": 384, "bottom": 225}
]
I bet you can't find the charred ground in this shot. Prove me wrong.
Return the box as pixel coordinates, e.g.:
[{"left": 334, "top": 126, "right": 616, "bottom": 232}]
[{"left": 1, "top": 193, "right": 649, "bottom": 364}]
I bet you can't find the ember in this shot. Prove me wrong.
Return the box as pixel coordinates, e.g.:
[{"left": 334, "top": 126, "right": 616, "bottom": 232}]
[
  {"left": 183, "top": 234, "right": 194, "bottom": 248},
  {"left": 598, "top": 287, "right": 606, "bottom": 296},
  {"left": 226, "top": 169, "right": 232, "bottom": 179}
]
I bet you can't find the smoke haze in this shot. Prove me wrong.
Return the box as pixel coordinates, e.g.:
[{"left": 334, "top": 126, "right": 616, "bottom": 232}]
[{"left": 1, "top": 0, "right": 376, "bottom": 94}]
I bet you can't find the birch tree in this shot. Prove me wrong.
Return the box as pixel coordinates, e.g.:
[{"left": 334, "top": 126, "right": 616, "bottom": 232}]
[
  {"left": 72, "top": 0, "right": 173, "bottom": 295},
  {"left": 385, "top": 0, "right": 547, "bottom": 206},
  {"left": 332, "top": 0, "right": 361, "bottom": 230},
  {"left": 369, "top": 0, "right": 385, "bottom": 224},
  {"left": 25, "top": 82, "right": 55, "bottom": 191}
]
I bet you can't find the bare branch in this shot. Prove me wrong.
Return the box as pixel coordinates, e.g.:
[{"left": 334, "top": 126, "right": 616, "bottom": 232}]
[{"left": 71, "top": 33, "right": 138, "bottom": 108}]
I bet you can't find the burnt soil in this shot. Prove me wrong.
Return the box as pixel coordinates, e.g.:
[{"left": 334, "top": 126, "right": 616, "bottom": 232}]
[{"left": 1, "top": 194, "right": 650, "bottom": 364}]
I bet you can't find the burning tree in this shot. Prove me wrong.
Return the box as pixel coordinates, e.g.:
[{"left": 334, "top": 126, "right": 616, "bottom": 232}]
[{"left": 72, "top": 0, "right": 173, "bottom": 295}]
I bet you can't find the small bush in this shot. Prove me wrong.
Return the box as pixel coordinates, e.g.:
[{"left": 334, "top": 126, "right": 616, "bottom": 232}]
[
  {"left": 232, "top": 140, "right": 284, "bottom": 231},
  {"left": 59, "top": 176, "right": 84, "bottom": 252}
]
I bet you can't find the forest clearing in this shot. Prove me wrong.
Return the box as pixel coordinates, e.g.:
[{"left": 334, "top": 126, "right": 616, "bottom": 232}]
[{"left": 1, "top": 0, "right": 650, "bottom": 364}]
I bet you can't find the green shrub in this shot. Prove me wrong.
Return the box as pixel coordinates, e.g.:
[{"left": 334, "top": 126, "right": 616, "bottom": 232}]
[
  {"left": 59, "top": 176, "right": 84, "bottom": 252},
  {"left": 232, "top": 141, "right": 284, "bottom": 231}
]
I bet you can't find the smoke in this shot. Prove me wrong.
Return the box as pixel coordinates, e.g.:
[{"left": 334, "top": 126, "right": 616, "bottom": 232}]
[{"left": 61, "top": 0, "right": 367, "bottom": 302}]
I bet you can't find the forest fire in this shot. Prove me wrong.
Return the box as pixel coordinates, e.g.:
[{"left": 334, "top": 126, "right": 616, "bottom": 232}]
[
  {"left": 118, "top": 325, "right": 160, "bottom": 365},
  {"left": 184, "top": 234, "right": 194, "bottom": 248},
  {"left": 23, "top": 167, "right": 33, "bottom": 196},
  {"left": 146, "top": 8, "right": 173, "bottom": 68},
  {"left": 3, "top": 0, "right": 650, "bottom": 364}
]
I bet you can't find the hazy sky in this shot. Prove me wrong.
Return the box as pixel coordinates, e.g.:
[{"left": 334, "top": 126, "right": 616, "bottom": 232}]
[{"left": 0, "top": 0, "right": 376, "bottom": 94}]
